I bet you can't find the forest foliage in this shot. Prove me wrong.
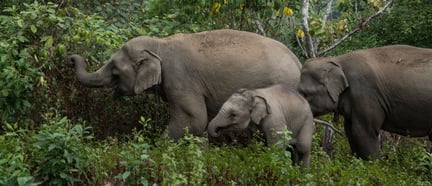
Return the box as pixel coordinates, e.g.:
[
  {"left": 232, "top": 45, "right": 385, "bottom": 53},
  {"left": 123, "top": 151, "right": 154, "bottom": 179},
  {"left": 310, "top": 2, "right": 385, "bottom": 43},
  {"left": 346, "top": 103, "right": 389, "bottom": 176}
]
[{"left": 0, "top": 0, "right": 431, "bottom": 185}]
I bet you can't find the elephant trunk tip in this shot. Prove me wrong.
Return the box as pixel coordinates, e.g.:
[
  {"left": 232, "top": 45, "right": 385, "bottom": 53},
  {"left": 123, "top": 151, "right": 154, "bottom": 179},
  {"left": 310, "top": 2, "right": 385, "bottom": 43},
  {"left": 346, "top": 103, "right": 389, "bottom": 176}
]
[
  {"left": 208, "top": 122, "right": 222, "bottom": 138},
  {"left": 209, "top": 129, "right": 221, "bottom": 138},
  {"left": 68, "top": 54, "right": 85, "bottom": 68}
]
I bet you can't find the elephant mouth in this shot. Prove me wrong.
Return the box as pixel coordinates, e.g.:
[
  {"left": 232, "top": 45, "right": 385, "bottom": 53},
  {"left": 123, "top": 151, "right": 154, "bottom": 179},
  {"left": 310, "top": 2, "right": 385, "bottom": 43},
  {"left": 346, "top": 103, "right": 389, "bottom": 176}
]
[
  {"left": 211, "top": 125, "right": 228, "bottom": 137},
  {"left": 215, "top": 124, "right": 240, "bottom": 135}
]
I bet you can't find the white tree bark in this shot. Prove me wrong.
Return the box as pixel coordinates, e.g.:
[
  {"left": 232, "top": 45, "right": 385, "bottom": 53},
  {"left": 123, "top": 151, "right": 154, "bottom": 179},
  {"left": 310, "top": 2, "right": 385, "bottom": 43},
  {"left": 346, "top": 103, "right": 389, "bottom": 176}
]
[
  {"left": 321, "top": 0, "right": 333, "bottom": 29},
  {"left": 301, "top": 0, "right": 316, "bottom": 58}
]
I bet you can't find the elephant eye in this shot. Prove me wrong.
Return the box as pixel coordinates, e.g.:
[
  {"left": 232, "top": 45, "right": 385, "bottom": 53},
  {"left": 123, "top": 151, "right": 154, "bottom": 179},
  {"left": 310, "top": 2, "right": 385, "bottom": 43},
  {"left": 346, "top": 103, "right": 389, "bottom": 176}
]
[
  {"left": 134, "top": 59, "right": 147, "bottom": 72},
  {"left": 229, "top": 112, "right": 237, "bottom": 118},
  {"left": 136, "top": 59, "right": 145, "bottom": 66}
]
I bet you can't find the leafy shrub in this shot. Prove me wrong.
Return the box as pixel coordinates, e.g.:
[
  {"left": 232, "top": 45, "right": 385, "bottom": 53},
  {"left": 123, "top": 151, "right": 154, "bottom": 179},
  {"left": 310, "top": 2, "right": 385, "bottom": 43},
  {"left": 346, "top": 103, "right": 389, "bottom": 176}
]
[
  {"left": 113, "top": 127, "right": 152, "bottom": 185},
  {"left": 0, "top": 4, "right": 43, "bottom": 123},
  {"left": 0, "top": 1, "right": 157, "bottom": 138},
  {"left": 0, "top": 2, "right": 127, "bottom": 123},
  {"left": 0, "top": 124, "right": 37, "bottom": 186},
  {"left": 150, "top": 131, "right": 207, "bottom": 185},
  {"left": 368, "top": 0, "right": 432, "bottom": 47},
  {"left": 30, "top": 113, "right": 92, "bottom": 185}
]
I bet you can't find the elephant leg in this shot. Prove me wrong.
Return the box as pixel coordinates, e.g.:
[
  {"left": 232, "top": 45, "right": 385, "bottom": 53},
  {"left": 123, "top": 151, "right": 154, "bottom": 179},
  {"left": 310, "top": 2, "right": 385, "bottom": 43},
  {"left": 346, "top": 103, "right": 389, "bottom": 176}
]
[
  {"left": 293, "top": 122, "right": 314, "bottom": 167},
  {"left": 344, "top": 111, "right": 383, "bottom": 160},
  {"left": 265, "top": 125, "right": 311, "bottom": 166},
  {"left": 166, "top": 94, "right": 208, "bottom": 141},
  {"left": 294, "top": 124, "right": 313, "bottom": 166}
]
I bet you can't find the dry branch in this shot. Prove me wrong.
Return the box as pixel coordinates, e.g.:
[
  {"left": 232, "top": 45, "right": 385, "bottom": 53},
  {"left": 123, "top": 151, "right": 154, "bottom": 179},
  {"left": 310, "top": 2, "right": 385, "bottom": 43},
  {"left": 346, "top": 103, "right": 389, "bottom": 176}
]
[
  {"left": 318, "top": 0, "right": 394, "bottom": 55},
  {"left": 251, "top": 9, "right": 266, "bottom": 36},
  {"left": 313, "top": 118, "right": 345, "bottom": 137}
]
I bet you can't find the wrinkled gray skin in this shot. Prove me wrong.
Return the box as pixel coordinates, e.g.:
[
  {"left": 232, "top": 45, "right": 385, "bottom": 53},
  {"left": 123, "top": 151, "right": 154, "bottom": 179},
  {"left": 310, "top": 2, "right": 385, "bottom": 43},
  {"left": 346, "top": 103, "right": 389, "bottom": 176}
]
[
  {"left": 208, "top": 85, "right": 314, "bottom": 166},
  {"left": 298, "top": 45, "right": 432, "bottom": 160},
  {"left": 69, "top": 29, "right": 301, "bottom": 141}
]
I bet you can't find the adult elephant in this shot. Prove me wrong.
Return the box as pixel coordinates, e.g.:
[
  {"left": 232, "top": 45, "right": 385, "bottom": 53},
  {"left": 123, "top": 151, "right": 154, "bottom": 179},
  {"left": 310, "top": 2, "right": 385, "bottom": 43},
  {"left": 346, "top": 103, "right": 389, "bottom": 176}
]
[
  {"left": 297, "top": 45, "right": 432, "bottom": 159},
  {"left": 69, "top": 29, "right": 301, "bottom": 141}
]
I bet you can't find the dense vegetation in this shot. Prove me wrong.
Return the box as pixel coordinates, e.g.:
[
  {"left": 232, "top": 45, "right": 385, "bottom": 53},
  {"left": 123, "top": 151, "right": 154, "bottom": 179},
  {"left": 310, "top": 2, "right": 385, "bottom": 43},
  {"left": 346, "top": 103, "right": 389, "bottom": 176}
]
[{"left": 0, "top": 0, "right": 431, "bottom": 185}]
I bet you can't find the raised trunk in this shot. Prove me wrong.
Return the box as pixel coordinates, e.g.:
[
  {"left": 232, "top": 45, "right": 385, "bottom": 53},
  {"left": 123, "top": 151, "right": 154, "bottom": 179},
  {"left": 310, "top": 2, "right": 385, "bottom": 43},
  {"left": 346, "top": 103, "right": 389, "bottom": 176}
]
[
  {"left": 207, "top": 116, "right": 231, "bottom": 137},
  {"left": 69, "top": 54, "right": 113, "bottom": 87}
]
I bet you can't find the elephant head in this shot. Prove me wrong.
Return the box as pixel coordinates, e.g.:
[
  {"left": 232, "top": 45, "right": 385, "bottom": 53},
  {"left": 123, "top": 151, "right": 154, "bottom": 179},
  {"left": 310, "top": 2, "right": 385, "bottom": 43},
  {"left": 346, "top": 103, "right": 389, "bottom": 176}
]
[
  {"left": 69, "top": 37, "right": 162, "bottom": 97},
  {"left": 298, "top": 60, "right": 349, "bottom": 116},
  {"left": 207, "top": 89, "right": 271, "bottom": 137}
]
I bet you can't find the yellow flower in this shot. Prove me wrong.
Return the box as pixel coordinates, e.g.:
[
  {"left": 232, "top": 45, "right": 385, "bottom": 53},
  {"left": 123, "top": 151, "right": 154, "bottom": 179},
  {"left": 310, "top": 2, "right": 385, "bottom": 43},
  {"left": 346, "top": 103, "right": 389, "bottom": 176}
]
[
  {"left": 283, "top": 7, "right": 293, "bottom": 16},
  {"left": 275, "top": 9, "right": 280, "bottom": 17},
  {"left": 224, "top": 0, "right": 228, "bottom": 4},
  {"left": 296, "top": 29, "right": 305, "bottom": 38},
  {"left": 373, "top": 0, "right": 381, "bottom": 8},
  {"left": 212, "top": 2, "right": 221, "bottom": 14}
]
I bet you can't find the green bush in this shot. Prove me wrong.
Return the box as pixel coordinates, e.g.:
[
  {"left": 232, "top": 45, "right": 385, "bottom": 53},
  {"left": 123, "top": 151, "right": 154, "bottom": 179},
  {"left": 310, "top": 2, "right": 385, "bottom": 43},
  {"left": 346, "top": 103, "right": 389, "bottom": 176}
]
[
  {"left": 113, "top": 127, "right": 152, "bottom": 185},
  {"left": 30, "top": 113, "right": 92, "bottom": 185},
  {"left": 0, "top": 124, "right": 37, "bottom": 186},
  {"left": 368, "top": 0, "right": 432, "bottom": 48},
  {"left": 0, "top": 1, "right": 156, "bottom": 138},
  {"left": 0, "top": 2, "right": 128, "bottom": 124},
  {"left": 0, "top": 4, "right": 43, "bottom": 123}
]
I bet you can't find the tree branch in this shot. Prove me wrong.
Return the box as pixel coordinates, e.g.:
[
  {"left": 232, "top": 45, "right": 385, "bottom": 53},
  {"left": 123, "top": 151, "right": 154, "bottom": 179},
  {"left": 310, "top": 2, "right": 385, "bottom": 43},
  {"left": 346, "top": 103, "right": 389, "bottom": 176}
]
[
  {"left": 250, "top": 9, "right": 266, "bottom": 36},
  {"left": 313, "top": 119, "right": 345, "bottom": 137},
  {"left": 318, "top": 0, "right": 394, "bottom": 56},
  {"left": 301, "top": 0, "right": 316, "bottom": 58},
  {"left": 321, "top": 0, "right": 334, "bottom": 29},
  {"left": 296, "top": 35, "right": 308, "bottom": 57}
]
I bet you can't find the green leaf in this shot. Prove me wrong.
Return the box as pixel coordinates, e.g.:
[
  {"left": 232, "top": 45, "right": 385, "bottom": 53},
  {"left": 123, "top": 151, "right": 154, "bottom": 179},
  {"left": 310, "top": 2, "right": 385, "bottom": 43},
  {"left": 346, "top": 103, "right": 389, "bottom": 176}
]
[
  {"left": 48, "top": 144, "right": 57, "bottom": 151},
  {"left": 121, "top": 171, "right": 131, "bottom": 180},
  {"left": 17, "top": 19, "right": 24, "bottom": 28},
  {"left": 1, "top": 89, "right": 9, "bottom": 97},
  {"left": 17, "top": 176, "right": 34, "bottom": 186},
  {"left": 30, "top": 25, "right": 37, "bottom": 33},
  {"left": 44, "top": 36, "right": 53, "bottom": 48},
  {"left": 55, "top": 44, "right": 66, "bottom": 55}
]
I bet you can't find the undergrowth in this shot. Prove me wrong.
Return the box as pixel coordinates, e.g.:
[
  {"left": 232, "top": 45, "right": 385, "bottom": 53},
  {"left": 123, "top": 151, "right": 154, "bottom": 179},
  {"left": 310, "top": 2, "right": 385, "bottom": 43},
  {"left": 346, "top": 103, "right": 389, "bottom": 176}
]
[{"left": 0, "top": 114, "right": 431, "bottom": 185}]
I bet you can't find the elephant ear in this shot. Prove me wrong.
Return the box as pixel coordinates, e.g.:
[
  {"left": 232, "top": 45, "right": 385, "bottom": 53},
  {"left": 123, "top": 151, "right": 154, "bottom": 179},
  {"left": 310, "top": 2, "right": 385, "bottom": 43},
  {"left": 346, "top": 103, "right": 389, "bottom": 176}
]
[
  {"left": 251, "top": 96, "right": 272, "bottom": 125},
  {"left": 324, "top": 61, "right": 349, "bottom": 103},
  {"left": 134, "top": 49, "right": 162, "bottom": 94}
]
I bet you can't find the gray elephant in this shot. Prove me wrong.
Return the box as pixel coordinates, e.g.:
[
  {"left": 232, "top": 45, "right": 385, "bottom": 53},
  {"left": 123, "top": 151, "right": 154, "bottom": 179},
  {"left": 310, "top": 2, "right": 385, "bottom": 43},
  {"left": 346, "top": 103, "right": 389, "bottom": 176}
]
[
  {"left": 207, "top": 85, "right": 314, "bottom": 166},
  {"left": 298, "top": 45, "right": 432, "bottom": 160},
  {"left": 69, "top": 29, "right": 301, "bottom": 140}
]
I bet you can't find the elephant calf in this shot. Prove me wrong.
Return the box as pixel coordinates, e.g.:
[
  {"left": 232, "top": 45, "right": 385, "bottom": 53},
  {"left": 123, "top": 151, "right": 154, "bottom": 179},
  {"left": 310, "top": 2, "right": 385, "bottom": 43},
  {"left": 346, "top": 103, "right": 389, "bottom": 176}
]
[{"left": 207, "top": 85, "right": 314, "bottom": 166}]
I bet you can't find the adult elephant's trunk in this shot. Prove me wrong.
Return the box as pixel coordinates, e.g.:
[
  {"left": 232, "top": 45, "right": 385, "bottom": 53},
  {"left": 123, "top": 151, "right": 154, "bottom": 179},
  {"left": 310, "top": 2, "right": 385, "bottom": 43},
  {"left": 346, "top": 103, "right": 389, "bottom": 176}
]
[
  {"left": 69, "top": 55, "right": 114, "bottom": 87},
  {"left": 207, "top": 116, "right": 231, "bottom": 137}
]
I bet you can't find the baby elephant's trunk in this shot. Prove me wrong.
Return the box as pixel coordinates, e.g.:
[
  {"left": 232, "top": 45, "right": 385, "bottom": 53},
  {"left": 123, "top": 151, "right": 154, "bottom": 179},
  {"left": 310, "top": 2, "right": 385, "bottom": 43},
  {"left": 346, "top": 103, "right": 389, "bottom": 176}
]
[{"left": 207, "top": 117, "right": 230, "bottom": 137}]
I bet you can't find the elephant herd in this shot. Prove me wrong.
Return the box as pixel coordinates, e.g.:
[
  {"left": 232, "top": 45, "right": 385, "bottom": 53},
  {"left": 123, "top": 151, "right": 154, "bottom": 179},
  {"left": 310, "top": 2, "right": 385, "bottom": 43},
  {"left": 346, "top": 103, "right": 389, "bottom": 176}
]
[{"left": 69, "top": 29, "right": 432, "bottom": 166}]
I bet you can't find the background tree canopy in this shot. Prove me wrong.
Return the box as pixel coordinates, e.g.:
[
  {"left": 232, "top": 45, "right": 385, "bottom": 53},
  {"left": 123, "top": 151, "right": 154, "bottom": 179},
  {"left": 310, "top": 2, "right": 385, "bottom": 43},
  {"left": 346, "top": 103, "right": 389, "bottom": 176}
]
[{"left": 0, "top": 0, "right": 431, "bottom": 185}]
